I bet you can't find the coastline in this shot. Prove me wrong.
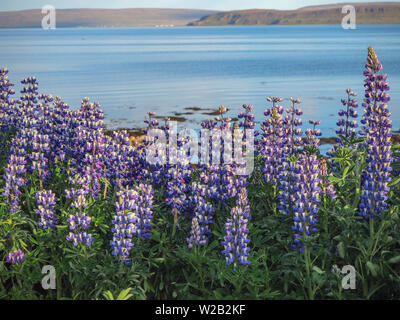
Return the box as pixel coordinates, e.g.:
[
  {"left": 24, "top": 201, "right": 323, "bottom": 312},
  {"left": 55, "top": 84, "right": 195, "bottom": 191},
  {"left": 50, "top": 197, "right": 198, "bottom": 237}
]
[{"left": 105, "top": 128, "right": 400, "bottom": 147}]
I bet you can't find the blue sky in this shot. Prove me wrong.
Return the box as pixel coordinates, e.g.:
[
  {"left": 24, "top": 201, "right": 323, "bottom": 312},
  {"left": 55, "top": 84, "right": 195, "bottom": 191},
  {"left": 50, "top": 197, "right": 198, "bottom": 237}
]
[{"left": 1, "top": 0, "right": 399, "bottom": 11}]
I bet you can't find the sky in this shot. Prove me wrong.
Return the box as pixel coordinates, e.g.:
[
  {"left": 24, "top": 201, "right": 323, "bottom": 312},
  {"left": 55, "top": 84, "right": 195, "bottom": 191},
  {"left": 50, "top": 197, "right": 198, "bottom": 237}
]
[{"left": 1, "top": 0, "right": 399, "bottom": 11}]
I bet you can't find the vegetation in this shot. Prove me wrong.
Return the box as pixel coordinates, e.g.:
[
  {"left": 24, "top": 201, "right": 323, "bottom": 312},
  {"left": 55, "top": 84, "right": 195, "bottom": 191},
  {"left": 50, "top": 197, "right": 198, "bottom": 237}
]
[{"left": 0, "top": 47, "right": 399, "bottom": 300}]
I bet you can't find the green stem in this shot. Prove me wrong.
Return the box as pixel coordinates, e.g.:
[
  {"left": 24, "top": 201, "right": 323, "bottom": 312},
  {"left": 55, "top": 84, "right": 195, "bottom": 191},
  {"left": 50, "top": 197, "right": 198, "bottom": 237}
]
[
  {"left": 24, "top": 185, "right": 33, "bottom": 214},
  {"left": 172, "top": 208, "right": 178, "bottom": 238},
  {"left": 352, "top": 155, "right": 364, "bottom": 211},
  {"left": 57, "top": 274, "right": 62, "bottom": 300},
  {"left": 303, "top": 246, "right": 314, "bottom": 300}
]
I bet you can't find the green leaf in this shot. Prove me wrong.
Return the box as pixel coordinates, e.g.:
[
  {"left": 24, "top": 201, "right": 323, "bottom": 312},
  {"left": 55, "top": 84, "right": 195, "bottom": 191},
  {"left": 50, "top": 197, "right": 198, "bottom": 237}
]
[
  {"left": 312, "top": 266, "right": 324, "bottom": 274},
  {"left": 103, "top": 291, "right": 114, "bottom": 300},
  {"left": 328, "top": 176, "right": 342, "bottom": 183},
  {"left": 338, "top": 242, "right": 345, "bottom": 259},
  {"left": 116, "top": 288, "right": 133, "bottom": 300},
  {"left": 366, "top": 261, "right": 379, "bottom": 277},
  {"left": 391, "top": 144, "right": 400, "bottom": 151},
  {"left": 389, "top": 176, "right": 400, "bottom": 187},
  {"left": 388, "top": 255, "right": 400, "bottom": 264}
]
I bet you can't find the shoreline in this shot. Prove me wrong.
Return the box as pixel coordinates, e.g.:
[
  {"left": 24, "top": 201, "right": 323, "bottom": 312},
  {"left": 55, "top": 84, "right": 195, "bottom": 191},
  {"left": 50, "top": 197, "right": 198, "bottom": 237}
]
[{"left": 105, "top": 128, "right": 400, "bottom": 147}]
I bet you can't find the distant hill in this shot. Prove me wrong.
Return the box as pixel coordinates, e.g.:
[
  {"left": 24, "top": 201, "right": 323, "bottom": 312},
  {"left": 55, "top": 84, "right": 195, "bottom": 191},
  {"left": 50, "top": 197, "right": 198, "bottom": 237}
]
[
  {"left": 0, "top": 8, "right": 218, "bottom": 28},
  {"left": 188, "top": 2, "right": 400, "bottom": 26}
]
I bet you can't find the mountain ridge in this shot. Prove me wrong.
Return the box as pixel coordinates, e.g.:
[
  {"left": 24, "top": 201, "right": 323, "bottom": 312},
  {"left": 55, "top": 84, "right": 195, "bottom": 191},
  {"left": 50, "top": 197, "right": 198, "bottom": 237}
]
[
  {"left": 0, "top": 8, "right": 219, "bottom": 28},
  {"left": 189, "top": 2, "right": 400, "bottom": 26},
  {"left": 1, "top": 3, "right": 400, "bottom": 28}
]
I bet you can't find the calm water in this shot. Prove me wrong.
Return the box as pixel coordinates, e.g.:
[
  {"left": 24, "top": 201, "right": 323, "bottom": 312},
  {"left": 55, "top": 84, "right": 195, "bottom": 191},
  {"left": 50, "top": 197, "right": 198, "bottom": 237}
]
[{"left": 0, "top": 25, "right": 399, "bottom": 136}]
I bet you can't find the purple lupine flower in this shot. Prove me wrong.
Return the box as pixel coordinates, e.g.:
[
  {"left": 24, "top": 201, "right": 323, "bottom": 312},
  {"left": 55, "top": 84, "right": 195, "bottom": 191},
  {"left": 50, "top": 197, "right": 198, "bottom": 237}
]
[
  {"left": 358, "top": 47, "right": 392, "bottom": 218},
  {"left": 110, "top": 188, "right": 140, "bottom": 265},
  {"left": 0, "top": 67, "right": 15, "bottom": 103},
  {"left": 221, "top": 188, "right": 251, "bottom": 269},
  {"left": 51, "top": 97, "right": 72, "bottom": 163},
  {"left": 30, "top": 133, "right": 50, "bottom": 185},
  {"left": 0, "top": 67, "right": 15, "bottom": 131},
  {"left": 238, "top": 104, "right": 256, "bottom": 130},
  {"left": 103, "top": 130, "right": 139, "bottom": 188},
  {"left": 274, "top": 97, "right": 304, "bottom": 216},
  {"left": 66, "top": 213, "right": 93, "bottom": 247},
  {"left": 138, "top": 112, "right": 165, "bottom": 185},
  {"left": 291, "top": 154, "right": 321, "bottom": 252},
  {"left": 261, "top": 96, "right": 294, "bottom": 215},
  {"left": 320, "top": 159, "right": 337, "bottom": 200},
  {"left": 5, "top": 249, "right": 26, "bottom": 264},
  {"left": 35, "top": 189, "right": 57, "bottom": 229},
  {"left": 261, "top": 97, "right": 288, "bottom": 185},
  {"left": 336, "top": 89, "right": 358, "bottom": 144},
  {"left": 135, "top": 183, "right": 154, "bottom": 239},
  {"left": 236, "top": 104, "right": 257, "bottom": 182},
  {"left": 187, "top": 217, "right": 204, "bottom": 249},
  {"left": 68, "top": 98, "right": 105, "bottom": 199},
  {"left": 3, "top": 154, "right": 27, "bottom": 212},
  {"left": 17, "top": 77, "right": 39, "bottom": 130},
  {"left": 65, "top": 182, "right": 94, "bottom": 247},
  {"left": 188, "top": 181, "right": 214, "bottom": 244},
  {"left": 304, "top": 119, "right": 322, "bottom": 153},
  {"left": 199, "top": 106, "right": 239, "bottom": 205},
  {"left": 285, "top": 97, "right": 303, "bottom": 154}
]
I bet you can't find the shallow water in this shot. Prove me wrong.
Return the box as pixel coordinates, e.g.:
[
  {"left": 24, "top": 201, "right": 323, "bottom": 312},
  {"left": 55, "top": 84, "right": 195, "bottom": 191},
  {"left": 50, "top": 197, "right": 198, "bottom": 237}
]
[{"left": 0, "top": 25, "right": 399, "bottom": 137}]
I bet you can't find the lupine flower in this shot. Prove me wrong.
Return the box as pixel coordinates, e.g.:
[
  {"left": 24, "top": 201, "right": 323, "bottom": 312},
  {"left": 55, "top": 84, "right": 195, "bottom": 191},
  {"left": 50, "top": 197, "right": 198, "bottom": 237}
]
[
  {"left": 135, "top": 183, "right": 154, "bottom": 239},
  {"left": 0, "top": 67, "right": 15, "bottom": 131},
  {"left": 199, "top": 106, "right": 242, "bottom": 206},
  {"left": 261, "top": 97, "right": 288, "bottom": 185},
  {"left": 236, "top": 104, "right": 257, "bottom": 182},
  {"left": 5, "top": 249, "right": 26, "bottom": 264},
  {"left": 3, "top": 154, "right": 27, "bottom": 212},
  {"left": 68, "top": 98, "right": 105, "bottom": 199},
  {"left": 358, "top": 47, "right": 392, "bottom": 218},
  {"left": 291, "top": 154, "right": 321, "bottom": 252},
  {"left": 31, "top": 133, "right": 50, "bottom": 185},
  {"left": 110, "top": 188, "right": 140, "bottom": 264},
  {"left": 304, "top": 119, "right": 322, "bottom": 153},
  {"left": 336, "top": 89, "right": 358, "bottom": 144},
  {"left": 103, "top": 130, "right": 140, "bottom": 188},
  {"left": 285, "top": 97, "right": 303, "bottom": 154},
  {"left": 51, "top": 97, "right": 73, "bottom": 163},
  {"left": 319, "top": 159, "right": 336, "bottom": 200},
  {"left": 66, "top": 212, "right": 93, "bottom": 247},
  {"left": 35, "top": 189, "right": 57, "bottom": 229},
  {"left": 221, "top": 188, "right": 251, "bottom": 269},
  {"left": 261, "top": 97, "right": 294, "bottom": 215},
  {"left": 65, "top": 182, "right": 94, "bottom": 247},
  {"left": 188, "top": 182, "right": 214, "bottom": 244},
  {"left": 187, "top": 217, "right": 204, "bottom": 249}
]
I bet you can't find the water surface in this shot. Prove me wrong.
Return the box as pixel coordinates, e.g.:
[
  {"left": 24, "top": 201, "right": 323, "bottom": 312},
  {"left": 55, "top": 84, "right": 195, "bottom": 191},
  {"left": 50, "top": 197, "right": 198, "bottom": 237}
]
[{"left": 0, "top": 25, "right": 399, "bottom": 136}]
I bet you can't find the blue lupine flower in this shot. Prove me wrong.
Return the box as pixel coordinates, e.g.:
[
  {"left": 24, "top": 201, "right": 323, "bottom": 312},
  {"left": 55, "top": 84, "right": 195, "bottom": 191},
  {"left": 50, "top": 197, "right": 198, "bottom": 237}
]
[
  {"left": 111, "top": 183, "right": 154, "bottom": 264},
  {"left": 187, "top": 217, "right": 204, "bottom": 249},
  {"left": 35, "top": 189, "right": 57, "bottom": 229},
  {"left": 65, "top": 182, "right": 94, "bottom": 247},
  {"left": 336, "top": 89, "right": 358, "bottom": 144},
  {"left": 5, "top": 249, "right": 26, "bottom": 264},
  {"left": 358, "top": 47, "right": 392, "bottom": 218},
  {"left": 221, "top": 188, "right": 251, "bottom": 269},
  {"left": 291, "top": 154, "right": 321, "bottom": 252}
]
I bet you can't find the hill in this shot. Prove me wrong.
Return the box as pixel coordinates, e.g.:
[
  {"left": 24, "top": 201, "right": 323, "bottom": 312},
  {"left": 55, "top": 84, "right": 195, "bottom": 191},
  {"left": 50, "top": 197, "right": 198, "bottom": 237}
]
[
  {"left": 188, "top": 2, "right": 400, "bottom": 26},
  {"left": 0, "top": 8, "right": 218, "bottom": 28}
]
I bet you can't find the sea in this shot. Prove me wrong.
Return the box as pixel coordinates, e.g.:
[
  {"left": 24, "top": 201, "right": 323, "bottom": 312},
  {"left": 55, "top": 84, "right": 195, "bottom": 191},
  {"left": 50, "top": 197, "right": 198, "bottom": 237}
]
[{"left": 0, "top": 25, "right": 399, "bottom": 140}]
